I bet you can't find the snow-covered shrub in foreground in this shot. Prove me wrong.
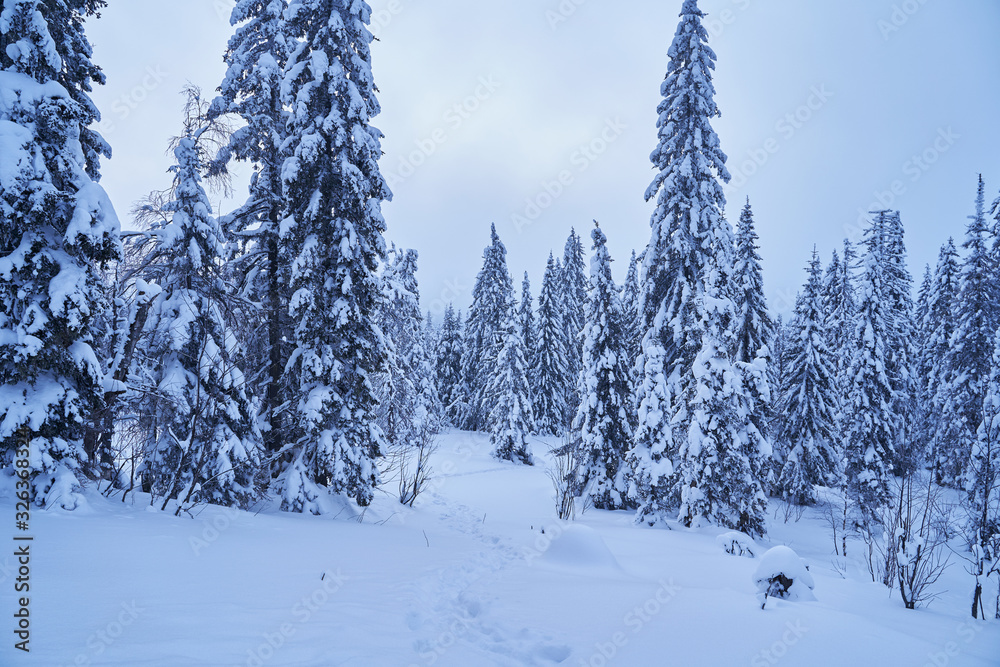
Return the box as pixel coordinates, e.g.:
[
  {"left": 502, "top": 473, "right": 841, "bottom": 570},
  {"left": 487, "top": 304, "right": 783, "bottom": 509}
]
[
  {"left": 753, "top": 545, "right": 815, "bottom": 608},
  {"left": 717, "top": 531, "right": 757, "bottom": 558}
]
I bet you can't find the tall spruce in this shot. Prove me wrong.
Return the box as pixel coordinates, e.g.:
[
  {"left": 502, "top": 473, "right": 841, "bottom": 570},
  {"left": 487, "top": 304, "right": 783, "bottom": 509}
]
[
  {"left": 936, "top": 177, "right": 998, "bottom": 487},
  {"left": 488, "top": 313, "right": 534, "bottom": 465},
  {"left": 139, "top": 130, "right": 262, "bottom": 513},
  {"left": 459, "top": 224, "right": 515, "bottom": 431},
  {"left": 560, "top": 228, "right": 588, "bottom": 425},
  {"left": 774, "top": 249, "right": 840, "bottom": 505},
  {"left": 628, "top": 0, "right": 741, "bottom": 527},
  {"left": 531, "top": 252, "right": 570, "bottom": 436},
  {"left": 435, "top": 304, "right": 464, "bottom": 426},
  {"left": 210, "top": 0, "right": 290, "bottom": 458},
  {"left": 822, "top": 240, "right": 857, "bottom": 447},
  {"left": 573, "top": 224, "right": 633, "bottom": 510},
  {"left": 518, "top": 271, "right": 537, "bottom": 403},
  {"left": 621, "top": 249, "right": 642, "bottom": 380},
  {"left": 0, "top": 0, "right": 120, "bottom": 507},
  {"left": 277, "top": 0, "right": 391, "bottom": 511},
  {"left": 843, "top": 218, "right": 895, "bottom": 512}
]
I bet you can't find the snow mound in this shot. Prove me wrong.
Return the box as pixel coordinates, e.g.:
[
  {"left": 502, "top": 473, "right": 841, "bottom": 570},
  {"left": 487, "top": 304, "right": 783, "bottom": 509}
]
[
  {"left": 753, "top": 545, "right": 816, "bottom": 606},
  {"left": 537, "top": 524, "right": 622, "bottom": 573},
  {"left": 717, "top": 531, "right": 757, "bottom": 557}
]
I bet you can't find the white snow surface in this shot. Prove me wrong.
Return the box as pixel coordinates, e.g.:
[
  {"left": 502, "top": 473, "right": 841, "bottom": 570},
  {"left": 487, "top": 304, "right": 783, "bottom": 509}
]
[{"left": 0, "top": 430, "right": 998, "bottom": 666}]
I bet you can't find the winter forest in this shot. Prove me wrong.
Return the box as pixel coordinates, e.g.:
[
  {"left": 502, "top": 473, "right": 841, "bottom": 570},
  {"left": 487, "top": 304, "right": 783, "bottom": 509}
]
[{"left": 1, "top": 0, "right": 999, "bottom": 665}]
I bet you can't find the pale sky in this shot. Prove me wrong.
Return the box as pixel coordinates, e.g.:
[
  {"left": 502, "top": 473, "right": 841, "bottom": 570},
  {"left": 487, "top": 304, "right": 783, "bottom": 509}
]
[{"left": 86, "top": 0, "right": 1000, "bottom": 319}]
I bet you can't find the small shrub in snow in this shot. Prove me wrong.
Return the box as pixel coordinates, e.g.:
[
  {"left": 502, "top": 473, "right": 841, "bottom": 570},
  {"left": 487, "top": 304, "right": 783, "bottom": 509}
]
[
  {"left": 753, "top": 546, "right": 815, "bottom": 609},
  {"left": 717, "top": 531, "right": 757, "bottom": 558}
]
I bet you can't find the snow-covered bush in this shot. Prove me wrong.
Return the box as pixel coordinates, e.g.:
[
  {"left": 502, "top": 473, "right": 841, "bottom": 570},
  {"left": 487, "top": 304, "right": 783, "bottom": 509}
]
[
  {"left": 717, "top": 531, "right": 757, "bottom": 558},
  {"left": 753, "top": 546, "right": 815, "bottom": 609}
]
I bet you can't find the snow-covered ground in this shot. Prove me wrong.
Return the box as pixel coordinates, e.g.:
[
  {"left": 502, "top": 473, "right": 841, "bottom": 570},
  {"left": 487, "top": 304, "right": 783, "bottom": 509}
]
[{"left": 2, "top": 431, "right": 999, "bottom": 666}]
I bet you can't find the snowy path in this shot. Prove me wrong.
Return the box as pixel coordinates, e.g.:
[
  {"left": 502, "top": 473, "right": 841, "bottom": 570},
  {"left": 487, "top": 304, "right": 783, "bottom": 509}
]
[{"left": 1, "top": 429, "right": 999, "bottom": 666}]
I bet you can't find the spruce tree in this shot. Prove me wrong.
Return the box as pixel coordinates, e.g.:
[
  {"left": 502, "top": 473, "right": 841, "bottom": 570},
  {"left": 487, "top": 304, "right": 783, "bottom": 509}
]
[
  {"left": 921, "top": 240, "right": 961, "bottom": 475},
  {"left": 139, "top": 130, "right": 262, "bottom": 513},
  {"left": 774, "top": 250, "right": 840, "bottom": 505},
  {"left": 936, "top": 177, "right": 998, "bottom": 487},
  {"left": 518, "top": 271, "right": 537, "bottom": 408},
  {"left": 435, "top": 304, "right": 464, "bottom": 426},
  {"left": 822, "top": 240, "right": 857, "bottom": 447},
  {"left": 531, "top": 252, "right": 571, "bottom": 436},
  {"left": 210, "top": 0, "right": 290, "bottom": 458},
  {"left": 459, "top": 224, "right": 515, "bottom": 431},
  {"left": 573, "top": 224, "right": 633, "bottom": 510},
  {"left": 0, "top": 0, "right": 120, "bottom": 508},
  {"left": 278, "top": 0, "right": 391, "bottom": 511},
  {"left": 629, "top": 0, "right": 739, "bottom": 527},
  {"left": 621, "top": 249, "right": 642, "bottom": 382},
  {"left": 488, "top": 314, "right": 534, "bottom": 465},
  {"left": 843, "top": 220, "right": 895, "bottom": 512},
  {"left": 561, "top": 228, "right": 588, "bottom": 426}
]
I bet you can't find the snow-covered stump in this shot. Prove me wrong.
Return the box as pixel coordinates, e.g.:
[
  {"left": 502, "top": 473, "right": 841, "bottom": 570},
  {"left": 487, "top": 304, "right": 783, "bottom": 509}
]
[
  {"left": 717, "top": 531, "right": 757, "bottom": 558},
  {"left": 753, "top": 546, "right": 815, "bottom": 609}
]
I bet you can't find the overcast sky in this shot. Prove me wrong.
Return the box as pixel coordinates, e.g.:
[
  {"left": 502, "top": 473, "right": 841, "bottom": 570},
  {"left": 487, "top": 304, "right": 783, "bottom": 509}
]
[{"left": 86, "top": 0, "right": 1000, "bottom": 320}]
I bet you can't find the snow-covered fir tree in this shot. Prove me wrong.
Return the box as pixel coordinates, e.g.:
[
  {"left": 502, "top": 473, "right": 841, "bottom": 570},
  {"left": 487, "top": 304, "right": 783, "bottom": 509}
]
[
  {"left": 0, "top": 0, "right": 120, "bottom": 508},
  {"left": 919, "top": 240, "right": 960, "bottom": 474},
  {"left": 488, "top": 314, "right": 534, "bottom": 465},
  {"left": 376, "top": 247, "right": 440, "bottom": 449},
  {"left": 621, "top": 249, "right": 643, "bottom": 383},
  {"left": 936, "top": 177, "right": 999, "bottom": 488},
  {"left": 459, "top": 224, "right": 515, "bottom": 431},
  {"left": 518, "top": 270, "right": 536, "bottom": 406},
  {"left": 773, "top": 249, "right": 840, "bottom": 505},
  {"left": 822, "top": 240, "right": 857, "bottom": 445},
  {"left": 434, "top": 304, "right": 464, "bottom": 426},
  {"left": 629, "top": 0, "right": 747, "bottom": 528},
  {"left": 210, "top": 0, "right": 290, "bottom": 457},
  {"left": 766, "top": 314, "right": 793, "bottom": 489},
  {"left": 560, "top": 228, "right": 588, "bottom": 425},
  {"left": 573, "top": 224, "right": 633, "bottom": 510},
  {"left": 277, "top": 0, "right": 391, "bottom": 511},
  {"left": 967, "top": 326, "right": 1000, "bottom": 618},
  {"left": 530, "top": 252, "right": 570, "bottom": 436},
  {"left": 843, "top": 219, "right": 895, "bottom": 513},
  {"left": 139, "top": 130, "right": 262, "bottom": 514}
]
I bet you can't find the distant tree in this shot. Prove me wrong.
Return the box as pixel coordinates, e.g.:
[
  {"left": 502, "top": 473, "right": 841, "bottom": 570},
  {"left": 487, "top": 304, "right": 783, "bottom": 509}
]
[
  {"left": 518, "top": 271, "right": 537, "bottom": 410},
  {"left": 531, "top": 252, "right": 571, "bottom": 436},
  {"left": 560, "top": 228, "right": 588, "bottom": 425},
  {"left": 574, "top": 224, "right": 634, "bottom": 510},
  {"left": 435, "top": 305, "right": 465, "bottom": 426},
  {"left": 773, "top": 250, "right": 840, "bottom": 505},
  {"left": 488, "top": 314, "right": 534, "bottom": 465},
  {"left": 460, "top": 224, "right": 515, "bottom": 431},
  {"left": 822, "top": 239, "right": 857, "bottom": 447},
  {"left": 621, "top": 249, "right": 643, "bottom": 387}
]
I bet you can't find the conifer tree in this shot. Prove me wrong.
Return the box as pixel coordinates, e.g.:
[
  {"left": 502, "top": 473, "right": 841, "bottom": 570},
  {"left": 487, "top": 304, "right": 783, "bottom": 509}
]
[
  {"left": 278, "top": 0, "right": 390, "bottom": 511},
  {"left": 518, "top": 271, "right": 537, "bottom": 402},
  {"left": 530, "top": 252, "right": 570, "bottom": 436},
  {"left": 629, "top": 0, "right": 738, "bottom": 526},
  {"left": 435, "top": 304, "right": 464, "bottom": 426},
  {"left": 210, "top": 0, "right": 290, "bottom": 458},
  {"left": 936, "top": 177, "right": 998, "bottom": 487},
  {"left": 621, "top": 249, "right": 642, "bottom": 381},
  {"left": 488, "top": 314, "right": 534, "bottom": 465},
  {"left": 561, "top": 228, "right": 588, "bottom": 425},
  {"left": 774, "top": 250, "right": 840, "bottom": 505},
  {"left": 573, "top": 224, "right": 633, "bottom": 510},
  {"left": 459, "top": 224, "right": 515, "bottom": 431},
  {"left": 843, "top": 220, "right": 895, "bottom": 513},
  {"left": 139, "top": 129, "right": 262, "bottom": 513},
  {"left": 0, "top": 0, "right": 120, "bottom": 507},
  {"left": 822, "top": 240, "right": 857, "bottom": 443}
]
